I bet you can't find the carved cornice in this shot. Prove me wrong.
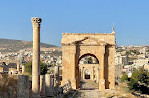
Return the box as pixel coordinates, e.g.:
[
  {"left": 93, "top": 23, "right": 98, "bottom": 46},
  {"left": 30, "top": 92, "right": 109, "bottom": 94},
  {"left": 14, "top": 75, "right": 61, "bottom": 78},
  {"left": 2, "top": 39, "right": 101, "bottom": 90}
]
[
  {"left": 62, "top": 33, "right": 115, "bottom": 35},
  {"left": 31, "top": 17, "right": 42, "bottom": 28},
  {"left": 61, "top": 43, "right": 116, "bottom": 47}
]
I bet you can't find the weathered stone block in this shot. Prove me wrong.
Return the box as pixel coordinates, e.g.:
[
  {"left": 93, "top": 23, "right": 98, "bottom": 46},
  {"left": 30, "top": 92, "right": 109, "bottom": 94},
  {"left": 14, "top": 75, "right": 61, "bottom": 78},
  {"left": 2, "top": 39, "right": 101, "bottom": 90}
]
[{"left": 17, "top": 75, "right": 29, "bottom": 98}]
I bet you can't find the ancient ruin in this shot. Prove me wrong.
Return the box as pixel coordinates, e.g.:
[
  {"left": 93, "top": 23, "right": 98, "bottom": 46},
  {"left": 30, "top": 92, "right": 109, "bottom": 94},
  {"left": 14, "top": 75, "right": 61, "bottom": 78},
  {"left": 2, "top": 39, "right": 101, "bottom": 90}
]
[
  {"left": 0, "top": 60, "right": 21, "bottom": 74},
  {"left": 61, "top": 31, "right": 116, "bottom": 90},
  {"left": 0, "top": 17, "right": 72, "bottom": 98}
]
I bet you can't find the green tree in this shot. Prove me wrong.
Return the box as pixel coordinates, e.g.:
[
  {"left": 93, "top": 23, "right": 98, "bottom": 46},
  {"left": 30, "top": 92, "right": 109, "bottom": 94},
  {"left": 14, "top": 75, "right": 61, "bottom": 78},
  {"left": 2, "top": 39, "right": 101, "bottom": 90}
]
[
  {"left": 126, "top": 50, "right": 140, "bottom": 56},
  {"left": 121, "top": 72, "right": 128, "bottom": 82},
  {"left": 131, "top": 50, "right": 140, "bottom": 55},
  {"left": 131, "top": 68, "right": 149, "bottom": 85},
  {"left": 25, "top": 61, "right": 48, "bottom": 75},
  {"left": 128, "top": 67, "right": 149, "bottom": 93},
  {"left": 126, "top": 51, "right": 131, "bottom": 56},
  {"left": 40, "top": 62, "right": 48, "bottom": 75},
  {"left": 87, "top": 57, "right": 93, "bottom": 64},
  {"left": 25, "top": 61, "right": 32, "bottom": 74}
]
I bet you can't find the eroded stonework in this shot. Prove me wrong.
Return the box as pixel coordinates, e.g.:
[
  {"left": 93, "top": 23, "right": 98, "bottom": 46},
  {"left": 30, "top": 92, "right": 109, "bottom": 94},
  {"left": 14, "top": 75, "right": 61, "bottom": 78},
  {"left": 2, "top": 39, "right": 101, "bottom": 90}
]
[{"left": 61, "top": 33, "right": 115, "bottom": 90}]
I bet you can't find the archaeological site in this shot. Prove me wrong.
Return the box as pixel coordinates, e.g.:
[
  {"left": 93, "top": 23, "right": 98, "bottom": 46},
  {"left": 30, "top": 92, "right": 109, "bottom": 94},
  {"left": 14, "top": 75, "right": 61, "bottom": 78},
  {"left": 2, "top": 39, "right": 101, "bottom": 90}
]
[{"left": 0, "top": 17, "right": 116, "bottom": 98}]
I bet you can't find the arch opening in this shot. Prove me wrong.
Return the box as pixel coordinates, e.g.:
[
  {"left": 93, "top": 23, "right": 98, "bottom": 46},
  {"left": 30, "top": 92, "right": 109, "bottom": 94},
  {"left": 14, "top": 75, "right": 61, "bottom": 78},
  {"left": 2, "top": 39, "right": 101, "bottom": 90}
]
[
  {"left": 78, "top": 53, "right": 99, "bottom": 90},
  {"left": 84, "top": 69, "right": 91, "bottom": 79},
  {"left": 78, "top": 53, "right": 99, "bottom": 64}
]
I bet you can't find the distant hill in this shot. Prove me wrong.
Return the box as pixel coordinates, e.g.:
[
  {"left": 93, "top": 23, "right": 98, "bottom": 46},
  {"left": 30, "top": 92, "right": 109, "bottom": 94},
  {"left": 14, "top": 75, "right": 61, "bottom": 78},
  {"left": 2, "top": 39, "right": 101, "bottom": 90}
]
[{"left": 0, "top": 38, "right": 58, "bottom": 52}]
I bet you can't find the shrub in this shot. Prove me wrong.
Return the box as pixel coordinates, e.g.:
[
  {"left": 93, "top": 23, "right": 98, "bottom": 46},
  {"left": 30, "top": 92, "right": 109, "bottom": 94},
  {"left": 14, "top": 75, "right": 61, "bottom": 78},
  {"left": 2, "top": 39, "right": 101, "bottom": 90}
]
[
  {"left": 121, "top": 73, "right": 128, "bottom": 82},
  {"left": 25, "top": 61, "right": 48, "bottom": 75},
  {"left": 128, "top": 67, "right": 149, "bottom": 94}
]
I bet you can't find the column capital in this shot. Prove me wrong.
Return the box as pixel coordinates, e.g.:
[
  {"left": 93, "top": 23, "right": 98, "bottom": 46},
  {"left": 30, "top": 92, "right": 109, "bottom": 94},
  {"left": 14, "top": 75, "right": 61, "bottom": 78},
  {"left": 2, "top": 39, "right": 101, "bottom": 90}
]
[{"left": 31, "top": 17, "right": 42, "bottom": 28}]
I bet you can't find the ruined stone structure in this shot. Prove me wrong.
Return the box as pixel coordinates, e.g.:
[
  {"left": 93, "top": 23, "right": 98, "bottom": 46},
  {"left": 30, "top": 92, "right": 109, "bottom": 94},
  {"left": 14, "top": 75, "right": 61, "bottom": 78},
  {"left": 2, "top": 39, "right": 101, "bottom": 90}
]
[
  {"left": 79, "top": 64, "right": 99, "bottom": 81},
  {"left": 31, "top": 17, "right": 42, "bottom": 97},
  {"left": 0, "top": 60, "right": 21, "bottom": 74},
  {"left": 40, "top": 75, "right": 46, "bottom": 97},
  {"left": 79, "top": 56, "right": 99, "bottom": 82},
  {"left": 45, "top": 74, "right": 54, "bottom": 97},
  {"left": 17, "top": 75, "right": 29, "bottom": 98},
  {"left": 54, "top": 66, "right": 60, "bottom": 87},
  {"left": 61, "top": 30, "right": 116, "bottom": 90}
]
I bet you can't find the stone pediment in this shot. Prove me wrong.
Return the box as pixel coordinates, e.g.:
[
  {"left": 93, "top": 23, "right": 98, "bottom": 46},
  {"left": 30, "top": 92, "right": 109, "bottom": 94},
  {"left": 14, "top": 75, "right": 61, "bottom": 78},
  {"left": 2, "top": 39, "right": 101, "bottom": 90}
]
[{"left": 72, "top": 37, "right": 106, "bottom": 46}]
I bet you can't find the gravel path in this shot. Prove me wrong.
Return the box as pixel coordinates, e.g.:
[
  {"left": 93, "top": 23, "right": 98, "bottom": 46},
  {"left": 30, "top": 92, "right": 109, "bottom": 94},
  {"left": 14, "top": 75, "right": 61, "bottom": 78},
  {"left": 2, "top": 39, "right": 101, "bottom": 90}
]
[
  {"left": 80, "top": 79, "right": 98, "bottom": 90},
  {"left": 79, "top": 90, "right": 101, "bottom": 98},
  {"left": 77, "top": 80, "right": 100, "bottom": 98},
  {"left": 73, "top": 80, "right": 136, "bottom": 98}
]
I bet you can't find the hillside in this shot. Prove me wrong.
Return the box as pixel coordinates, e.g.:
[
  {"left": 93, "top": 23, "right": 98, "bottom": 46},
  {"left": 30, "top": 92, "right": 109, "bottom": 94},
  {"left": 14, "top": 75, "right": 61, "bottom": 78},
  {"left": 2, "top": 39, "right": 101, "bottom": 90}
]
[{"left": 0, "top": 38, "right": 58, "bottom": 52}]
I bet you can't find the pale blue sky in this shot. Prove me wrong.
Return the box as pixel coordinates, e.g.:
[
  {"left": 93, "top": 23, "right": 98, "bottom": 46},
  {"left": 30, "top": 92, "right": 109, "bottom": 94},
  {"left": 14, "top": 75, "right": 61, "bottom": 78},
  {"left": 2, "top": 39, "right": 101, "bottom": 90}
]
[{"left": 0, "top": 0, "right": 149, "bottom": 46}]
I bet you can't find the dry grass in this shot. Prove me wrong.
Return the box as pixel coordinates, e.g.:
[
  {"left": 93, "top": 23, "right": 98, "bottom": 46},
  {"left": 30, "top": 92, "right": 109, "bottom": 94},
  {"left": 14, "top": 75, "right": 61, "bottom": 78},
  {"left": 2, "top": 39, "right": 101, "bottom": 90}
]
[
  {"left": 0, "top": 74, "right": 17, "bottom": 92},
  {"left": 96, "top": 82, "right": 136, "bottom": 98},
  {"left": 112, "top": 82, "right": 136, "bottom": 98}
]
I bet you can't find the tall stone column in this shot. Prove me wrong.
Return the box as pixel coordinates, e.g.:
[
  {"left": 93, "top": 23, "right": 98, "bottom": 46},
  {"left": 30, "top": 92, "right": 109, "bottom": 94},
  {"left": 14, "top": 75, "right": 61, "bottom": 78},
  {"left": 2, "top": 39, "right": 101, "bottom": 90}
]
[
  {"left": 45, "top": 74, "right": 54, "bottom": 97},
  {"left": 79, "top": 68, "right": 81, "bottom": 81},
  {"left": 97, "top": 66, "right": 99, "bottom": 84},
  {"left": 54, "top": 66, "right": 60, "bottom": 87},
  {"left": 31, "top": 17, "right": 42, "bottom": 98},
  {"left": 22, "top": 65, "right": 26, "bottom": 74},
  {"left": 17, "top": 63, "right": 20, "bottom": 72},
  {"left": 82, "top": 67, "right": 84, "bottom": 80},
  {"left": 40, "top": 75, "right": 45, "bottom": 97}
]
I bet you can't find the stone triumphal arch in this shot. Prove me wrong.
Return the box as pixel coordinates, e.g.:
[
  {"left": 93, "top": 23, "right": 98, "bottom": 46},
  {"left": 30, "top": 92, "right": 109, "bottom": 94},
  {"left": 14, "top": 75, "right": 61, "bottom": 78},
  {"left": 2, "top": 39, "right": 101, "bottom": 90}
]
[{"left": 61, "top": 31, "right": 116, "bottom": 90}]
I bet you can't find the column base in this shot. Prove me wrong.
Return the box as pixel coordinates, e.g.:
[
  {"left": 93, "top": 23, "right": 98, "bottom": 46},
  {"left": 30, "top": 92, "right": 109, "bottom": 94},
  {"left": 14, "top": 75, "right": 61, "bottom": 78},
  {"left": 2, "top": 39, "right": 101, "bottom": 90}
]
[
  {"left": 32, "top": 94, "right": 41, "bottom": 98},
  {"left": 40, "top": 95, "right": 46, "bottom": 98},
  {"left": 62, "top": 79, "right": 76, "bottom": 89},
  {"left": 99, "top": 79, "right": 105, "bottom": 90},
  {"left": 46, "top": 92, "right": 54, "bottom": 97}
]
